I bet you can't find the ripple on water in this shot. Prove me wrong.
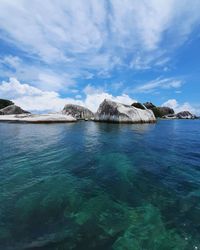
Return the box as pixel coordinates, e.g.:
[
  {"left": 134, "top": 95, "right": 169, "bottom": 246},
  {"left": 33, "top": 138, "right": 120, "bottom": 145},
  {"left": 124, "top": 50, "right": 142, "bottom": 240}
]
[{"left": 0, "top": 120, "right": 200, "bottom": 249}]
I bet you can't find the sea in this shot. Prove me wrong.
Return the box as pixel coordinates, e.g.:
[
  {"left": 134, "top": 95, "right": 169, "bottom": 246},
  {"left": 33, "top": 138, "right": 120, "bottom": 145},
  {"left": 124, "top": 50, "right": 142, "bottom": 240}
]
[{"left": 0, "top": 120, "right": 200, "bottom": 250}]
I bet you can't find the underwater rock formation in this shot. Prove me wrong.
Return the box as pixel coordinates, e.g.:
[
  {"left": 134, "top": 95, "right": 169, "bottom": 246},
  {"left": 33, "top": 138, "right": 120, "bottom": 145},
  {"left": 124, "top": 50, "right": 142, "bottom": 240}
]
[
  {"left": 95, "top": 99, "right": 156, "bottom": 123},
  {"left": 62, "top": 104, "right": 94, "bottom": 120}
]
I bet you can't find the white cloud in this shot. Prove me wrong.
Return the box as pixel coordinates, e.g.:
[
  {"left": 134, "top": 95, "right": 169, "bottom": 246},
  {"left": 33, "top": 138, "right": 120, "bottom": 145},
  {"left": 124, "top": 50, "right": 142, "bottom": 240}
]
[
  {"left": 0, "top": 0, "right": 199, "bottom": 77},
  {"left": 37, "top": 72, "right": 75, "bottom": 91},
  {"left": 0, "top": 0, "right": 107, "bottom": 63},
  {"left": 83, "top": 84, "right": 136, "bottom": 112},
  {"left": 162, "top": 99, "right": 199, "bottom": 115},
  {"left": 0, "top": 55, "right": 76, "bottom": 91},
  {"left": 130, "top": 52, "right": 171, "bottom": 70},
  {"left": 0, "top": 77, "right": 68, "bottom": 111},
  {"left": 133, "top": 78, "right": 183, "bottom": 93},
  {"left": 110, "top": 81, "right": 124, "bottom": 91},
  {"left": 0, "top": 0, "right": 200, "bottom": 112},
  {"left": 0, "top": 78, "right": 136, "bottom": 113},
  {"left": 0, "top": 55, "right": 22, "bottom": 68}
]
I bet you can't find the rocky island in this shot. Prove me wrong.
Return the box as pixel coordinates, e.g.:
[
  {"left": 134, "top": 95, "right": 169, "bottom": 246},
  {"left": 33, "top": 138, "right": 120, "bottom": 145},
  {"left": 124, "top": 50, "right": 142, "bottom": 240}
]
[
  {"left": 132, "top": 101, "right": 198, "bottom": 120},
  {"left": 0, "top": 98, "right": 198, "bottom": 123},
  {"left": 163, "top": 111, "right": 197, "bottom": 119},
  {"left": 0, "top": 99, "right": 76, "bottom": 123}
]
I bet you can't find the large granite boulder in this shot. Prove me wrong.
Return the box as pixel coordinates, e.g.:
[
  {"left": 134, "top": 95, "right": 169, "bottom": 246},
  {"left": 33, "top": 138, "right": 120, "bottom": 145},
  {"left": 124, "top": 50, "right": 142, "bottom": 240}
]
[
  {"left": 143, "top": 102, "right": 174, "bottom": 118},
  {"left": 0, "top": 99, "right": 14, "bottom": 109},
  {"left": 95, "top": 99, "right": 156, "bottom": 123},
  {"left": 0, "top": 105, "right": 30, "bottom": 115},
  {"left": 62, "top": 104, "right": 94, "bottom": 120}
]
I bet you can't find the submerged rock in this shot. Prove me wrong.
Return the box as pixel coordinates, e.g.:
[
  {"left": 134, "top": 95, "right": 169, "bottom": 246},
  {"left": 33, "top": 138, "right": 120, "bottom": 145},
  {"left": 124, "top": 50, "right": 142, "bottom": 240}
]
[
  {"left": 112, "top": 204, "right": 187, "bottom": 250},
  {"left": 0, "top": 99, "right": 14, "bottom": 109},
  {"left": 94, "top": 99, "right": 156, "bottom": 123},
  {"left": 0, "top": 104, "right": 30, "bottom": 115},
  {"left": 62, "top": 104, "right": 94, "bottom": 120}
]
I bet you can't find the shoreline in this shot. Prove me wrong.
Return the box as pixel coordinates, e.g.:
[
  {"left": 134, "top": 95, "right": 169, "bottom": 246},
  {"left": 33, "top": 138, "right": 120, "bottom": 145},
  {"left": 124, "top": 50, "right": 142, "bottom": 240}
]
[
  {"left": 0, "top": 114, "right": 76, "bottom": 123},
  {"left": 0, "top": 115, "right": 198, "bottom": 124}
]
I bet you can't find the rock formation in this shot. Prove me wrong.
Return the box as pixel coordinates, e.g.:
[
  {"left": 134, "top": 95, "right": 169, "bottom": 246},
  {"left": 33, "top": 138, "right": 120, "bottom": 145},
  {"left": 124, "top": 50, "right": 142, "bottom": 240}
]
[
  {"left": 152, "top": 106, "right": 174, "bottom": 118},
  {"left": 0, "top": 113, "right": 76, "bottom": 123},
  {"left": 62, "top": 104, "right": 94, "bottom": 120},
  {"left": 143, "top": 102, "right": 156, "bottom": 109},
  {"left": 95, "top": 99, "right": 156, "bottom": 123},
  {"left": 131, "top": 102, "right": 146, "bottom": 110},
  {"left": 0, "top": 98, "right": 197, "bottom": 123},
  {"left": 163, "top": 111, "right": 197, "bottom": 119},
  {"left": 143, "top": 102, "right": 174, "bottom": 118},
  {"left": 176, "top": 111, "right": 197, "bottom": 119},
  {"left": 0, "top": 99, "right": 14, "bottom": 109},
  {"left": 0, "top": 105, "right": 30, "bottom": 115},
  {"left": 143, "top": 102, "right": 198, "bottom": 119}
]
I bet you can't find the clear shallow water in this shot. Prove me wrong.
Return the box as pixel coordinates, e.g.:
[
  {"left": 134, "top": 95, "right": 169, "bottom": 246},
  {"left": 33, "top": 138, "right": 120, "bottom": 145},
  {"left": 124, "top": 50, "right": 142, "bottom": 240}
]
[{"left": 0, "top": 120, "right": 200, "bottom": 250}]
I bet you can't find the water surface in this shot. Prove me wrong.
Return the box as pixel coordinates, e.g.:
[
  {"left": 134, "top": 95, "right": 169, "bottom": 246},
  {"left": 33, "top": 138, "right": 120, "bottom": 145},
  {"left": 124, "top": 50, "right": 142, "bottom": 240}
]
[{"left": 0, "top": 120, "right": 200, "bottom": 249}]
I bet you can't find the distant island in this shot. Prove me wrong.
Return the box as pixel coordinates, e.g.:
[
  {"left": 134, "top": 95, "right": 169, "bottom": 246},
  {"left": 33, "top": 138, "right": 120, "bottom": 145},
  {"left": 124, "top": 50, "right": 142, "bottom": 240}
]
[{"left": 0, "top": 98, "right": 198, "bottom": 124}]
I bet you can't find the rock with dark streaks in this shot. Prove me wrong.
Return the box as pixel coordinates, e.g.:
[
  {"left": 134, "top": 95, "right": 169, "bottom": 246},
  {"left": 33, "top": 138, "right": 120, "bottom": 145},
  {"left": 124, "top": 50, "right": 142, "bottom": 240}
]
[{"left": 95, "top": 99, "right": 156, "bottom": 123}]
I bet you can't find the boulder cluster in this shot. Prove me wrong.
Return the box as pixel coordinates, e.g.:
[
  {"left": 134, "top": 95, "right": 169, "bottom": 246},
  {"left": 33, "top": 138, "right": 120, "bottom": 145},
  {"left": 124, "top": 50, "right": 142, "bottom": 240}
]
[
  {"left": 0, "top": 98, "right": 198, "bottom": 123},
  {"left": 132, "top": 101, "right": 197, "bottom": 119}
]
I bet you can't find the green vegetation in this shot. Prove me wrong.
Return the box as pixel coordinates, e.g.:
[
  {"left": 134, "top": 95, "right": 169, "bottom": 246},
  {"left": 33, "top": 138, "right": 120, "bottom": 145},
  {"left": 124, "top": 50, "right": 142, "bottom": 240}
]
[
  {"left": 131, "top": 103, "right": 145, "bottom": 110},
  {"left": 0, "top": 98, "right": 13, "bottom": 109}
]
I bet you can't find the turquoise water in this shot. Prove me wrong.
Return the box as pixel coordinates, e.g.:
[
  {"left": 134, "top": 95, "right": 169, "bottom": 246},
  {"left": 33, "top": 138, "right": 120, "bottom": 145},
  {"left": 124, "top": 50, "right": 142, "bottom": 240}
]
[{"left": 0, "top": 120, "right": 200, "bottom": 250}]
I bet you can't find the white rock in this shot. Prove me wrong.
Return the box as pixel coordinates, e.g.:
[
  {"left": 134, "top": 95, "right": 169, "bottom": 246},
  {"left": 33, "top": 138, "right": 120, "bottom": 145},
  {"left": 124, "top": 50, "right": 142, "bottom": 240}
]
[
  {"left": 95, "top": 99, "right": 156, "bottom": 123},
  {"left": 0, "top": 113, "right": 76, "bottom": 123}
]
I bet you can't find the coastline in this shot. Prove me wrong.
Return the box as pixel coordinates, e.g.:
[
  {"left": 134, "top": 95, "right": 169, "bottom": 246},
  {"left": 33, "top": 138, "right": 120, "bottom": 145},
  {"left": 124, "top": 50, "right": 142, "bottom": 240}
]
[{"left": 0, "top": 114, "right": 76, "bottom": 123}]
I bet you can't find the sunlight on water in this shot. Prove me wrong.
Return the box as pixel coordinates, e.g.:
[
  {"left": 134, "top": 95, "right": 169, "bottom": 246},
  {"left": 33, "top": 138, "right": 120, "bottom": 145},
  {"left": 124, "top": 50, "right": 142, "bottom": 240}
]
[{"left": 0, "top": 120, "right": 200, "bottom": 249}]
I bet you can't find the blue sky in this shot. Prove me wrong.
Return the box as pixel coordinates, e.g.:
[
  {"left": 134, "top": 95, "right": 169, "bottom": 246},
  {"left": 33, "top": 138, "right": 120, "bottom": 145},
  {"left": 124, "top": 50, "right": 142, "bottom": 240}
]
[{"left": 0, "top": 0, "right": 200, "bottom": 113}]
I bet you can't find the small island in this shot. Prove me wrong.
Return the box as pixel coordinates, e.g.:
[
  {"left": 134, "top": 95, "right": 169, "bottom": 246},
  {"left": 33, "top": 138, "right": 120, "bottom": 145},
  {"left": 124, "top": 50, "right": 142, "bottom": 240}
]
[{"left": 0, "top": 98, "right": 198, "bottom": 124}]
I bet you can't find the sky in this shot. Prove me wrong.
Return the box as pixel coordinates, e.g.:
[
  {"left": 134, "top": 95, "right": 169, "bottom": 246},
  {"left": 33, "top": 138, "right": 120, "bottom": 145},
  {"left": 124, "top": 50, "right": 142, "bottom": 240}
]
[{"left": 0, "top": 0, "right": 200, "bottom": 114}]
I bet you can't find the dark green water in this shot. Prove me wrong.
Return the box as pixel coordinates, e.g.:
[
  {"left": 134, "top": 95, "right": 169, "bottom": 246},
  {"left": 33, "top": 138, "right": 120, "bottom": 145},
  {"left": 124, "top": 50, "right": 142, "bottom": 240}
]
[{"left": 0, "top": 120, "right": 200, "bottom": 250}]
